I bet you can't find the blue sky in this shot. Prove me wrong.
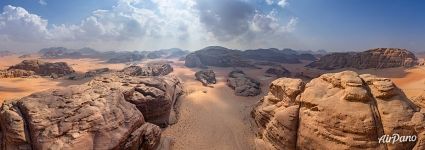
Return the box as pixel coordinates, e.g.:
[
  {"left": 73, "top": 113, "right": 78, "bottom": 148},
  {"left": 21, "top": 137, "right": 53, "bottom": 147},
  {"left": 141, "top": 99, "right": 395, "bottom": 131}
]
[{"left": 0, "top": 0, "right": 424, "bottom": 52}]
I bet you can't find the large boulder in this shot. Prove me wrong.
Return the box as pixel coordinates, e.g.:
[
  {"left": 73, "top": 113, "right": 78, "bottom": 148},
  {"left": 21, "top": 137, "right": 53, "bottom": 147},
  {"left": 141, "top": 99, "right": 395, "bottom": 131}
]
[
  {"left": 0, "top": 79, "right": 163, "bottom": 150},
  {"left": 306, "top": 48, "right": 418, "bottom": 70},
  {"left": 227, "top": 70, "right": 261, "bottom": 96},
  {"left": 195, "top": 70, "right": 217, "bottom": 86},
  {"left": 8, "top": 60, "right": 75, "bottom": 77},
  {"left": 252, "top": 71, "right": 425, "bottom": 150},
  {"left": 121, "top": 63, "right": 173, "bottom": 76}
]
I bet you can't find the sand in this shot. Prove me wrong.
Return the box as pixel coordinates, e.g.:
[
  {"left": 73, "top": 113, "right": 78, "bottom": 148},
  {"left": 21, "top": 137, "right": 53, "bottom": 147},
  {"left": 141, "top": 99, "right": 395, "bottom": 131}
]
[
  {"left": 162, "top": 62, "right": 276, "bottom": 150},
  {"left": 0, "top": 77, "right": 90, "bottom": 101},
  {"left": 0, "top": 56, "right": 128, "bottom": 102}
]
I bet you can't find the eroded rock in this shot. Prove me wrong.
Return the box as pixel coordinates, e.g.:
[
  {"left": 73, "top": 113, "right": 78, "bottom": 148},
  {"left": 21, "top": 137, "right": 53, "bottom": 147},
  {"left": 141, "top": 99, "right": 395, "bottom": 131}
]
[
  {"left": 227, "top": 70, "right": 261, "bottom": 96},
  {"left": 195, "top": 70, "right": 216, "bottom": 86},
  {"left": 252, "top": 71, "right": 424, "bottom": 150}
]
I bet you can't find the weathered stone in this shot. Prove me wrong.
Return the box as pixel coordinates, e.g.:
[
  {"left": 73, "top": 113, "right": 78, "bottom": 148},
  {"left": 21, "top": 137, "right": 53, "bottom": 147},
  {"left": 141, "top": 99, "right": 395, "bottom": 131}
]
[
  {"left": 227, "top": 70, "right": 261, "bottom": 97},
  {"left": 252, "top": 71, "right": 423, "bottom": 150},
  {"left": 195, "top": 70, "right": 216, "bottom": 86}
]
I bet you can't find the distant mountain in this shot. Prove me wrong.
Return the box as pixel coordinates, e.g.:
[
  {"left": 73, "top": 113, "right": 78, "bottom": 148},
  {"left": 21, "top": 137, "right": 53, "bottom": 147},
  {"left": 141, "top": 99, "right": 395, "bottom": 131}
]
[
  {"left": 147, "top": 48, "right": 189, "bottom": 59},
  {"left": 38, "top": 47, "right": 98, "bottom": 59},
  {"left": 0, "top": 50, "right": 15, "bottom": 57},
  {"left": 184, "top": 46, "right": 317, "bottom": 68},
  {"left": 306, "top": 48, "right": 418, "bottom": 70}
]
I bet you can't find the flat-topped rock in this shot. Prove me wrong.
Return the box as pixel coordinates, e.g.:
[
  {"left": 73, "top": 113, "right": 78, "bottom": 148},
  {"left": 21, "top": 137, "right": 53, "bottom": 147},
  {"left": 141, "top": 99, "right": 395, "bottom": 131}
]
[{"left": 227, "top": 70, "right": 261, "bottom": 96}]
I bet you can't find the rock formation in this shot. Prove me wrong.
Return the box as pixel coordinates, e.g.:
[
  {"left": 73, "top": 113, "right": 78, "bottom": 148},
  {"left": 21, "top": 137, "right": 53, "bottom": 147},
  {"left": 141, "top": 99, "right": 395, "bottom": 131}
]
[
  {"left": 306, "top": 48, "right": 418, "bottom": 70},
  {"left": 227, "top": 70, "right": 261, "bottom": 96},
  {"left": 0, "top": 69, "right": 36, "bottom": 78},
  {"left": 184, "top": 46, "right": 317, "bottom": 68},
  {"left": 121, "top": 63, "right": 173, "bottom": 76},
  {"left": 195, "top": 70, "right": 217, "bottom": 86},
  {"left": 84, "top": 68, "right": 110, "bottom": 78},
  {"left": 8, "top": 60, "right": 75, "bottom": 77},
  {"left": 91, "top": 73, "right": 183, "bottom": 127},
  {"left": 0, "top": 71, "right": 183, "bottom": 149},
  {"left": 252, "top": 71, "right": 425, "bottom": 150},
  {"left": 0, "top": 80, "right": 161, "bottom": 149},
  {"left": 265, "top": 66, "right": 291, "bottom": 77}
]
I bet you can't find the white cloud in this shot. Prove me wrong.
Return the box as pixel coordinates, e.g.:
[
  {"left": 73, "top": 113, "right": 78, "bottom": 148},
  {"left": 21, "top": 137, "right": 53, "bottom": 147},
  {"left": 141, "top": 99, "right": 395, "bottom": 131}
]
[
  {"left": 0, "top": 0, "right": 299, "bottom": 51},
  {"left": 0, "top": 5, "right": 50, "bottom": 42},
  {"left": 265, "top": 0, "right": 273, "bottom": 5},
  {"left": 38, "top": 0, "right": 47, "bottom": 5},
  {"left": 278, "top": 0, "right": 289, "bottom": 8}
]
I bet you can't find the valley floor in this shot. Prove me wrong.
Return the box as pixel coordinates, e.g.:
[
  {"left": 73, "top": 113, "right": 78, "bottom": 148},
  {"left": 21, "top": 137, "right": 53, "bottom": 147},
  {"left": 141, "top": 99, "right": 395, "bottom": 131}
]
[{"left": 162, "top": 63, "right": 275, "bottom": 150}]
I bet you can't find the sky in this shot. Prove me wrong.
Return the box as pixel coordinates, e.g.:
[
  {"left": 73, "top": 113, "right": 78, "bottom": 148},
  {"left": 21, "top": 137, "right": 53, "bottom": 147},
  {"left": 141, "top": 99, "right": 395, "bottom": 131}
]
[{"left": 0, "top": 0, "right": 424, "bottom": 52}]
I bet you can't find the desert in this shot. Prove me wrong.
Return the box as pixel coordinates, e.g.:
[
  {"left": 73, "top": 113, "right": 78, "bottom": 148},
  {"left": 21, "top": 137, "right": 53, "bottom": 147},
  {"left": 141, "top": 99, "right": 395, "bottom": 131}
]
[
  {"left": 1, "top": 1, "right": 425, "bottom": 150},
  {"left": 0, "top": 46, "right": 424, "bottom": 150}
]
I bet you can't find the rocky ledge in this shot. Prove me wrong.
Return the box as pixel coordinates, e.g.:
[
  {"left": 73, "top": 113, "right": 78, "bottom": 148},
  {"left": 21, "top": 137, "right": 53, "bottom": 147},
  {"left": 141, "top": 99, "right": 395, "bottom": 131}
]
[{"left": 252, "top": 71, "right": 425, "bottom": 150}]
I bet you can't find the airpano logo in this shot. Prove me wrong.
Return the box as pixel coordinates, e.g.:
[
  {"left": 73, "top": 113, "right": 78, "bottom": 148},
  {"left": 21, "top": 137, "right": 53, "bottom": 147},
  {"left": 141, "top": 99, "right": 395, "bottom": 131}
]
[{"left": 378, "top": 134, "right": 417, "bottom": 144}]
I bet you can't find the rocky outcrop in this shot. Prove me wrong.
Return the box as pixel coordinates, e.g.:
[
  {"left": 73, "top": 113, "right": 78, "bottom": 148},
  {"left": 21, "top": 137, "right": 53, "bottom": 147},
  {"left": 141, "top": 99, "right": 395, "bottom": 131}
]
[
  {"left": 121, "top": 63, "right": 173, "bottom": 76},
  {"left": 0, "top": 71, "right": 183, "bottom": 149},
  {"left": 91, "top": 73, "right": 183, "bottom": 127},
  {"left": 265, "top": 66, "right": 291, "bottom": 77},
  {"left": 195, "top": 70, "right": 217, "bottom": 86},
  {"left": 0, "top": 80, "right": 162, "bottom": 149},
  {"left": 307, "top": 48, "right": 418, "bottom": 70},
  {"left": 252, "top": 71, "right": 424, "bottom": 150},
  {"left": 0, "top": 69, "right": 36, "bottom": 78},
  {"left": 227, "top": 70, "right": 261, "bottom": 96},
  {"left": 8, "top": 60, "right": 75, "bottom": 77}
]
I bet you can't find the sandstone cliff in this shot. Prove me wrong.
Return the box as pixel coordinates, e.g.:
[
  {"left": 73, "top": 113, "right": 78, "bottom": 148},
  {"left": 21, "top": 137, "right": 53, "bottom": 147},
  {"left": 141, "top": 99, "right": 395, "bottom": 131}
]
[
  {"left": 306, "top": 48, "right": 418, "bottom": 70},
  {"left": 252, "top": 71, "right": 425, "bottom": 150}
]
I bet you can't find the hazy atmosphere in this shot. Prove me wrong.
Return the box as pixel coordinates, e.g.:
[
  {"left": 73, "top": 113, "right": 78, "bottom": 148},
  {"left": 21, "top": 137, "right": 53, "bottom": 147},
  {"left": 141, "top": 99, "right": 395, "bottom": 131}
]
[{"left": 0, "top": 0, "right": 424, "bottom": 52}]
